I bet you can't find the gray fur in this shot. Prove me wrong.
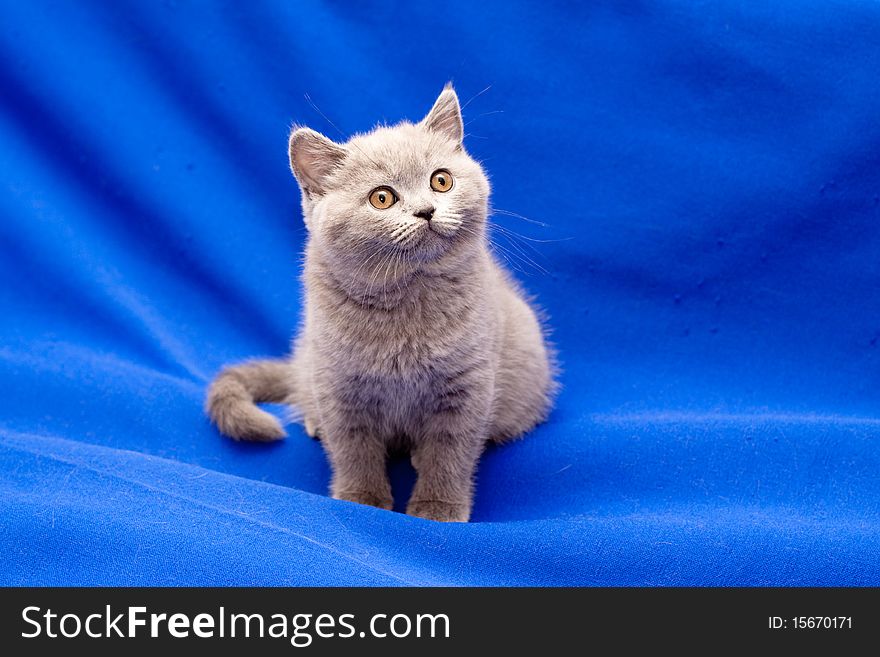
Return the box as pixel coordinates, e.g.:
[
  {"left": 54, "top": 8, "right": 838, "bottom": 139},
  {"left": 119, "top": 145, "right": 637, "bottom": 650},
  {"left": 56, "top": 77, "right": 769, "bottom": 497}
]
[{"left": 206, "top": 84, "right": 557, "bottom": 521}]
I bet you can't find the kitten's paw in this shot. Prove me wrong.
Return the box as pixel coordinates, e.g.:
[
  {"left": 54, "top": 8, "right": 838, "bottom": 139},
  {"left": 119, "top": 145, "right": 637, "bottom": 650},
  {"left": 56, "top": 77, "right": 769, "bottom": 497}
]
[
  {"left": 334, "top": 490, "right": 393, "bottom": 511},
  {"left": 304, "top": 417, "right": 321, "bottom": 440},
  {"left": 407, "top": 499, "right": 470, "bottom": 523}
]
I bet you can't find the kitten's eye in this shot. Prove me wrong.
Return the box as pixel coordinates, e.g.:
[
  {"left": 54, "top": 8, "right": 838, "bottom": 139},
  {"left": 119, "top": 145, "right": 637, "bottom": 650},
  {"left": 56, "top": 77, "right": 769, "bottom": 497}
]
[
  {"left": 369, "top": 187, "right": 398, "bottom": 209},
  {"left": 430, "top": 169, "right": 454, "bottom": 193}
]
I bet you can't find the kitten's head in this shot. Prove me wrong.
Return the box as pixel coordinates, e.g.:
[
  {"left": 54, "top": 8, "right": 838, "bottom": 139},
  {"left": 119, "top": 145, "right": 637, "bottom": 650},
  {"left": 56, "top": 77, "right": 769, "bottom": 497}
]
[{"left": 288, "top": 85, "right": 490, "bottom": 272}]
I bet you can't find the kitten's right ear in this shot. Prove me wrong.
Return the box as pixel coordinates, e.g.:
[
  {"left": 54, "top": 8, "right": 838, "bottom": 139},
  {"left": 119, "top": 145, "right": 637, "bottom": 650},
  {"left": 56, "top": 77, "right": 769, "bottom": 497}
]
[
  {"left": 420, "top": 83, "right": 464, "bottom": 146},
  {"left": 288, "top": 127, "right": 348, "bottom": 195}
]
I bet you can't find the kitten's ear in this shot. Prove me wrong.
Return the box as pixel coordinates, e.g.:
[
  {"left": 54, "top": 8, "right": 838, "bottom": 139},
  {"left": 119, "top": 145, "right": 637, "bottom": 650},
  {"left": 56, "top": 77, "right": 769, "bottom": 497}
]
[
  {"left": 288, "top": 127, "right": 348, "bottom": 195},
  {"left": 419, "top": 83, "right": 464, "bottom": 146}
]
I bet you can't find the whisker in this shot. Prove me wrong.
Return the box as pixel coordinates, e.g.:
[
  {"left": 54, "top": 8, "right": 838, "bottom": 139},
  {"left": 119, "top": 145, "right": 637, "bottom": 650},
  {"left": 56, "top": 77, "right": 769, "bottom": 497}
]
[
  {"left": 497, "top": 232, "right": 549, "bottom": 275},
  {"left": 383, "top": 249, "right": 405, "bottom": 307},
  {"left": 490, "top": 222, "right": 572, "bottom": 244},
  {"left": 490, "top": 207, "right": 551, "bottom": 228},
  {"left": 350, "top": 244, "right": 391, "bottom": 295},
  {"left": 461, "top": 84, "right": 493, "bottom": 110},
  {"left": 455, "top": 223, "right": 549, "bottom": 277},
  {"left": 486, "top": 239, "right": 532, "bottom": 276},
  {"left": 489, "top": 225, "right": 550, "bottom": 273},
  {"left": 390, "top": 221, "right": 418, "bottom": 241},
  {"left": 364, "top": 249, "right": 397, "bottom": 305},
  {"left": 465, "top": 110, "right": 504, "bottom": 127},
  {"left": 304, "top": 93, "right": 346, "bottom": 139},
  {"left": 303, "top": 93, "right": 385, "bottom": 170},
  {"left": 433, "top": 216, "right": 463, "bottom": 226}
]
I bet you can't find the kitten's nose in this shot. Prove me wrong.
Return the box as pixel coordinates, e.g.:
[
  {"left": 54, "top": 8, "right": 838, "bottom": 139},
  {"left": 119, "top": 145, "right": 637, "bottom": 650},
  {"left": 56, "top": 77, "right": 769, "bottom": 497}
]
[{"left": 413, "top": 206, "right": 435, "bottom": 221}]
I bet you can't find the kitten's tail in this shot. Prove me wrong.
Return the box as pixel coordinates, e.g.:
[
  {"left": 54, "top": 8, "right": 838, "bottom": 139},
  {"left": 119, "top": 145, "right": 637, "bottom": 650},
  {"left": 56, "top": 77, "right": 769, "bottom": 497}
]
[{"left": 205, "top": 359, "right": 293, "bottom": 441}]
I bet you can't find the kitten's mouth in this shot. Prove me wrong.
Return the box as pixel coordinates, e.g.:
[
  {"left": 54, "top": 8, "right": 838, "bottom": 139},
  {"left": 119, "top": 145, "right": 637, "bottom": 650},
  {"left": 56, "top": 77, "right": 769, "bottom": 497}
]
[
  {"left": 388, "top": 215, "right": 464, "bottom": 263},
  {"left": 418, "top": 218, "right": 461, "bottom": 239},
  {"left": 395, "top": 221, "right": 445, "bottom": 243},
  {"left": 428, "top": 216, "right": 463, "bottom": 238},
  {"left": 394, "top": 225, "right": 450, "bottom": 262}
]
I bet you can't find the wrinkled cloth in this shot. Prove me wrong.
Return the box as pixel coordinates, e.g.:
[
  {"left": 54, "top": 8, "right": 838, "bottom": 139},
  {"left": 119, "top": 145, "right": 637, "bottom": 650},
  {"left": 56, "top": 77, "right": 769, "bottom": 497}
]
[{"left": 1, "top": 1, "right": 879, "bottom": 585}]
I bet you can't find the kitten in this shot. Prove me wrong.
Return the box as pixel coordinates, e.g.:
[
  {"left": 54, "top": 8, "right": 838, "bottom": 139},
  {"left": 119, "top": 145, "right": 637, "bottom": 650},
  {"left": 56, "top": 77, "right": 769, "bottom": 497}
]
[{"left": 206, "top": 84, "right": 557, "bottom": 522}]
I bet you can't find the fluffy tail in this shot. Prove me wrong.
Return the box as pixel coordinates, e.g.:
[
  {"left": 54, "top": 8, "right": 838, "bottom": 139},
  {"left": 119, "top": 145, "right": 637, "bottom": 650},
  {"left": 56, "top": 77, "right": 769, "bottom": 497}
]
[{"left": 205, "top": 359, "right": 293, "bottom": 441}]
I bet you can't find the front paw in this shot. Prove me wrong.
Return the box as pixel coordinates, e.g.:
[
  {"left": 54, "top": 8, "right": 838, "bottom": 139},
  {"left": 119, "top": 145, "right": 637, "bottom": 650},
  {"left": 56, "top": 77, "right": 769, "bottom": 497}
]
[
  {"left": 304, "top": 416, "right": 321, "bottom": 440},
  {"left": 407, "top": 499, "right": 470, "bottom": 522},
  {"left": 334, "top": 490, "right": 393, "bottom": 511}
]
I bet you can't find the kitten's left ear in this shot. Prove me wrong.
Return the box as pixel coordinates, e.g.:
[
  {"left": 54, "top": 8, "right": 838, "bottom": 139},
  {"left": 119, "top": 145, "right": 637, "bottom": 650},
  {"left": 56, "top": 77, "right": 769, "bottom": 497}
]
[{"left": 419, "top": 83, "right": 464, "bottom": 146}]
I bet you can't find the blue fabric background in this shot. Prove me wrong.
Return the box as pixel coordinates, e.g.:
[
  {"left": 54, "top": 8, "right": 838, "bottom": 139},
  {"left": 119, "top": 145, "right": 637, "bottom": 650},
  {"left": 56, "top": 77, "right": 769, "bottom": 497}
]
[{"left": 2, "top": 0, "right": 879, "bottom": 585}]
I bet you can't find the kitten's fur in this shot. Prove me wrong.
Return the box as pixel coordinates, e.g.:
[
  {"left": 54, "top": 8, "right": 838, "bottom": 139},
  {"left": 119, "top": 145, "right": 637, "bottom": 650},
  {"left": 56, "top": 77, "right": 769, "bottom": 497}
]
[{"left": 207, "top": 85, "right": 556, "bottom": 522}]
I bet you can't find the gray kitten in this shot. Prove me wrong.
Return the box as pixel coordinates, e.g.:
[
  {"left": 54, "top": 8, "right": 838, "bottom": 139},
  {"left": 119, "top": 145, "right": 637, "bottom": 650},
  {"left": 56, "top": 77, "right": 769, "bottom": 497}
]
[{"left": 206, "top": 84, "right": 557, "bottom": 522}]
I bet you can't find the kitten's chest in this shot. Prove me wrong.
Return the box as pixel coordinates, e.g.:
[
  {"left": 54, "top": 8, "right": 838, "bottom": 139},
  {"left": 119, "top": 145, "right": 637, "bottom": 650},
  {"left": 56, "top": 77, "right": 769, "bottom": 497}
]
[
  {"left": 307, "top": 276, "right": 496, "bottom": 434},
  {"left": 316, "top": 279, "right": 488, "bottom": 376}
]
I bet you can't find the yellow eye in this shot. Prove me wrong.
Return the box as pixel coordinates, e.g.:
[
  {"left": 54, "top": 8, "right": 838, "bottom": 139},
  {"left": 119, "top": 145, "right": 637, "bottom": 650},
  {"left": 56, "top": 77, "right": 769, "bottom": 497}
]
[
  {"left": 369, "top": 187, "right": 397, "bottom": 209},
  {"left": 430, "top": 169, "right": 454, "bottom": 192}
]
